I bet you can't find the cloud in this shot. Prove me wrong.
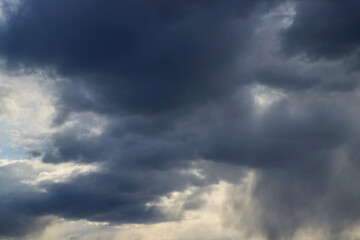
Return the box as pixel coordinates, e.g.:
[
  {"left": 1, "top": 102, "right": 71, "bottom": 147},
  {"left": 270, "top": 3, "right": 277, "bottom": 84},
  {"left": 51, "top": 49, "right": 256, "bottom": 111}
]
[
  {"left": 281, "top": 0, "right": 360, "bottom": 61},
  {"left": 1, "top": 0, "right": 360, "bottom": 239},
  {"left": 0, "top": 0, "right": 283, "bottom": 120},
  {"left": 0, "top": 158, "right": 98, "bottom": 238}
]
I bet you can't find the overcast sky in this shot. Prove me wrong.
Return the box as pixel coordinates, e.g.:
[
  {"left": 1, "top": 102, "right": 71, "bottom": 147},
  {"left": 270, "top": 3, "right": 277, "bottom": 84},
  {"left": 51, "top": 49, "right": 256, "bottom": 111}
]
[{"left": 1, "top": 0, "right": 360, "bottom": 239}]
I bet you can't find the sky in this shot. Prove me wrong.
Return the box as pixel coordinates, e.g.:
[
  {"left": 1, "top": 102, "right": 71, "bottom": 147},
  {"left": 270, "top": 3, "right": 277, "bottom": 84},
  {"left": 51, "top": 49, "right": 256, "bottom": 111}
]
[{"left": 0, "top": 0, "right": 360, "bottom": 239}]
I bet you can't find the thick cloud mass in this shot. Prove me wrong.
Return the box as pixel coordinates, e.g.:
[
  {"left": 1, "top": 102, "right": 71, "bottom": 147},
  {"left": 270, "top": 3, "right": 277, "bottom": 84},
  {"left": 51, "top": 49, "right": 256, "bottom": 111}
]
[
  {"left": 282, "top": 0, "right": 360, "bottom": 60},
  {"left": 1, "top": 0, "right": 360, "bottom": 239},
  {"left": 0, "top": 0, "right": 281, "bottom": 117}
]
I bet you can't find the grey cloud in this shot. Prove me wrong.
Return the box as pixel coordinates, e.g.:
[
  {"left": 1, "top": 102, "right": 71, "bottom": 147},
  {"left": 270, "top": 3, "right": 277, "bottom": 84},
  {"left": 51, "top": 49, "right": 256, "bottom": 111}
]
[
  {"left": 281, "top": 0, "right": 360, "bottom": 61},
  {"left": 0, "top": 164, "right": 53, "bottom": 238},
  {"left": 0, "top": 0, "right": 283, "bottom": 121},
  {"left": 1, "top": 0, "right": 360, "bottom": 239}
]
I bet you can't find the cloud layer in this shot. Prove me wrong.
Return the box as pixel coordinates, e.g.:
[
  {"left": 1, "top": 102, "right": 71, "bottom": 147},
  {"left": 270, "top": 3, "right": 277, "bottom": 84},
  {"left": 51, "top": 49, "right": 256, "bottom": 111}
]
[{"left": 1, "top": 0, "right": 360, "bottom": 239}]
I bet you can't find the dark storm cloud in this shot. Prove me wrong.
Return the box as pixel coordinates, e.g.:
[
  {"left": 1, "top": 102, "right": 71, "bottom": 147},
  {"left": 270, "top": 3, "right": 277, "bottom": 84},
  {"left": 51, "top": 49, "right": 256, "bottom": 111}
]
[
  {"left": 244, "top": 2, "right": 360, "bottom": 237},
  {"left": 255, "top": 67, "right": 319, "bottom": 90},
  {"left": 281, "top": 0, "right": 360, "bottom": 60},
  {"left": 0, "top": 159, "right": 211, "bottom": 237},
  {"left": 42, "top": 90, "right": 347, "bottom": 169},
  {"left": 0, "top": 0, "right": 281, "bottom": 119},
  {"left": 36, "top": 167, "right": 208, "bottom": 223},
  {"left": 255, "top": 64, "right": 359, "bottom": 92},
  {"left": 0, "top": 0, "right": 286, "bottom": 238},
  {"left": 253, "top": 153, "right": 360, "bottom": 240},
  {"left": 1, "top": 0, "right": 360, "bottom": 239},
  {"left": 14, "top": 172, "right": 183, "bottom": 224},
  {"left": 0, "top": 164, "right": 52, "bottom": 238},
  {"left": 37, "top": 89, "right": 351, "bottom": 240}
]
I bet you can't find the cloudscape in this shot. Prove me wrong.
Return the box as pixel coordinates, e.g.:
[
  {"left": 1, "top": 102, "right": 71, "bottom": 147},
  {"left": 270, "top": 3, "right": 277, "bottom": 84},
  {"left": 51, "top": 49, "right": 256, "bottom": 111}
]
[{"left": 0, "top": 0, "right": 360, "bottom": 239}]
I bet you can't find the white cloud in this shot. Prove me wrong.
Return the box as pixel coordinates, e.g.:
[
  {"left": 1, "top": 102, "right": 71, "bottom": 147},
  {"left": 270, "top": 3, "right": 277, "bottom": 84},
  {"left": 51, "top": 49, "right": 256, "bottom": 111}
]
[
  {"left": 0, "top": 158, "right": 98, "bottom": 185},
  {"left": 0, "top": 71, "right": 56, "bottom": 156}
]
